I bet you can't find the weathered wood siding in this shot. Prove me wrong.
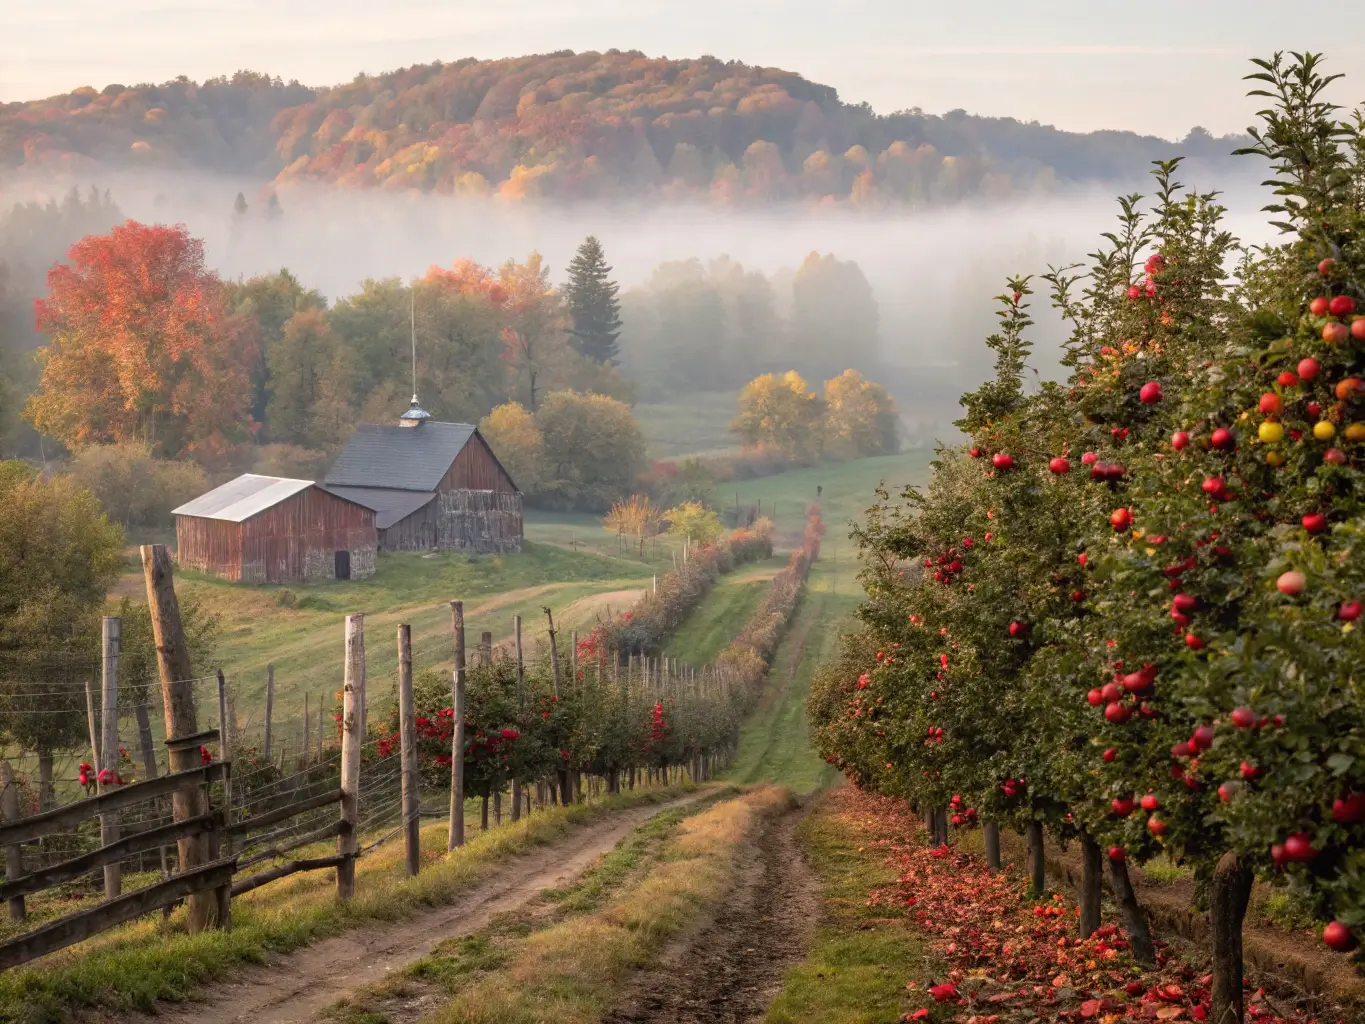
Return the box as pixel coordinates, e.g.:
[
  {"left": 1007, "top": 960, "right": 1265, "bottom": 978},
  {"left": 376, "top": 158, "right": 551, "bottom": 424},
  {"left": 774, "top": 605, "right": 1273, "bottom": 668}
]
[
  {"left": 175, "top": 517, "right": 245, "bottom": 580},
  {"left": 440, "top": 432, "right": 517, "bottom": 494},
  {"left": 377, "top": 501, "right": 440, "bottom": 552},
  {"left": 378, "top": 491, "right": 522, "bottom": 554},
  {"left": 176, "top": 488, "right": 377, "bottom": 584}
]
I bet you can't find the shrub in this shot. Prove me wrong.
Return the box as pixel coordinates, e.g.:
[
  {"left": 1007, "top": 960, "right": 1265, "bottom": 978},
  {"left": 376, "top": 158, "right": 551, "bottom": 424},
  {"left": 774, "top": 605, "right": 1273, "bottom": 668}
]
[{"left": 66, "top": 442, "right": 207, "bottom": 529}]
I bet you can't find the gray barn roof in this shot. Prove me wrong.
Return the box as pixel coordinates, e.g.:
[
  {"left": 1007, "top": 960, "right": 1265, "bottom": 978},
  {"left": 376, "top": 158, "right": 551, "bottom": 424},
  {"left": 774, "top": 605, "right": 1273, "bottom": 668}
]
[
  {"left": 172, "top": 474, "right": 314, "bottom": 523},
  {"left": 324, "top": 422, "right": 476, "bottom": 492},
  {"left": 322, "top": 486, "right": 436, "bottom": 529}
]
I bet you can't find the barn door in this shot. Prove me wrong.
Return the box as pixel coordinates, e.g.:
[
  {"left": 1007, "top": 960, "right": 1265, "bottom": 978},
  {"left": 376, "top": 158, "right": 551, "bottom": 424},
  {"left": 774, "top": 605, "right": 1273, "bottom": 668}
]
[{"left": 335, "top": 550, "right": 351, "bottom": 580}]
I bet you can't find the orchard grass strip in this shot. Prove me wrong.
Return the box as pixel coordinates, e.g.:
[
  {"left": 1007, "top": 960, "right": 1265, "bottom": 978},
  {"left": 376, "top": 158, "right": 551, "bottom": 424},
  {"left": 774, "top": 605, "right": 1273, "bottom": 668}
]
[
  {"left": 822, "top": 787, "right": 1328, "bottom": 1024},
  {"left": 319, "top": 786, "right": 745, "bottom": 1024},
  {"left": 0, "top": 786, "right": 693, "bottom": 1024},
  {"left": 424, "top": 785, "right": 795, "bottom": 1024},
  {"left": 762, "top": 785, "right": 924, "bottom": 1024}
]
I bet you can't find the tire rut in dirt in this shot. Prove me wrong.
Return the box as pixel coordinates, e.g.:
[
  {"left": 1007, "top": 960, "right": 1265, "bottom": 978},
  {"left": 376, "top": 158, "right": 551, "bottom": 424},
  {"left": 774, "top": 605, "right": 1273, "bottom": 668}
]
[{"left": 602, "top": 804, "right": 817, "bottom": 1024}]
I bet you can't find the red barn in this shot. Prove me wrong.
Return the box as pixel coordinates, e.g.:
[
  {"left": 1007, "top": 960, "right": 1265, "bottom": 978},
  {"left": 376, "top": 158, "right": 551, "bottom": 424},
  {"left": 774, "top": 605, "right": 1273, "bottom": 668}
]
[
  {"left": 173, "top": 475, "right": 377, "bottom": 583},
  {"left": 322, "top": 400, "right": 522, "bottom": 553}
]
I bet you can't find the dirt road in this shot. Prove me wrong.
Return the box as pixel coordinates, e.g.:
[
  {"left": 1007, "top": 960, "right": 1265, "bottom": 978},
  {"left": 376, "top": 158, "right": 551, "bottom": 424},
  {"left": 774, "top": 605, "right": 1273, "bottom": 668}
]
[
  {"left": 601, "top": 800, "right": 818, "bottom": 1024},
  {"left": 127, "top": 795, "right": 704, "bottom": 1024}
]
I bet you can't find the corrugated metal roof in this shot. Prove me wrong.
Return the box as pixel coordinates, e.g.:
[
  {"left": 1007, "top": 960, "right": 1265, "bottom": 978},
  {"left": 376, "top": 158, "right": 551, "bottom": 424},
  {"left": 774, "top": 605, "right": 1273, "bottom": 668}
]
[
  {"left": 322, "top": 486, "right": 436, "bottom": 529},
  {"left": 172, "top": 474, "right": 315, "bottom": 523},
  {"left": 324, "top": 421, "right": 476, "bottom": 492}
]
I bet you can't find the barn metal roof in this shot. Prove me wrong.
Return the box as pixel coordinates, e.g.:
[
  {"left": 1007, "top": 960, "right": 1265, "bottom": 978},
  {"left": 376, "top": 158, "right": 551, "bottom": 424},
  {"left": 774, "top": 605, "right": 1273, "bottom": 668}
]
[
  {"left": 324, "top": 422, "right": 476, "bottom": 492},
  {"left": 321, "top": 486, "right": 437, "bottom": 529},
  {"left": 172, "top": 474, "right": 315, "bottom": 523}
]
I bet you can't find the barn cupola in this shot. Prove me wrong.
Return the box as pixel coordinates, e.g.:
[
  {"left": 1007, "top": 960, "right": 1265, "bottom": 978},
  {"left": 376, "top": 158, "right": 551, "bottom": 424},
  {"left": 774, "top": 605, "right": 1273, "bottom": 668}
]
[{"left": 398, "top": 395, "right": 431, "bottom": 428}]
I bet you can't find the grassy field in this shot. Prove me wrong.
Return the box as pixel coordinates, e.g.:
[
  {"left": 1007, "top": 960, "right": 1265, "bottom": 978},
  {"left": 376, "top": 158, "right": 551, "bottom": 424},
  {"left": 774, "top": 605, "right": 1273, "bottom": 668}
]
[
  {"left": 662, "top": 556, "right": 785, "bottom": 663},
  {"left": 635, "top": 391, "right": 742, "bottom": 458},
  {"left": 723, "top": 588, "right": 852, "bottom": 794},
  {"left": 111, "top": 540, "right": 658, "bottom": 736}
]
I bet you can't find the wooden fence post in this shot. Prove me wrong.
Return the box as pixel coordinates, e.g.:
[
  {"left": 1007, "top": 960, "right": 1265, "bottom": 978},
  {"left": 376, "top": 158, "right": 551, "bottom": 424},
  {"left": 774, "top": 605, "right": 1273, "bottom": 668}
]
[
  {"left": 302, "top": 693, "right": 311, "bottom": 768},
  {"left": 511, "top": 615, "right": 523, "bottom": 821},
  {"left": 316, "top": 696, "right": 324, "bottom": 762},
  {"left": 481, "top": 631, "right": 492, "bottom": 665},
  {"left": 100, "top": 616, "right": 122, "bottom": 898},
  {"left": 215, "top": 668, "right": 233, "bottom": 856},
  {"left": 141, "top": 544, "right": 219, "bottom": 932},
  {"left": 337, "top": 613, "right": 364, "bottom": 900},
  {"left": 448, "top": 601, "right": 466, "bottom": 850},
  {"left": 0, "top": 761, "right": 25, "bottom": 922},
  {"left": 263, "top": 664, "right": 274, "bottom": 759},
  {"left": 397, "top": 624, "right": 420, "bottom": 877}
]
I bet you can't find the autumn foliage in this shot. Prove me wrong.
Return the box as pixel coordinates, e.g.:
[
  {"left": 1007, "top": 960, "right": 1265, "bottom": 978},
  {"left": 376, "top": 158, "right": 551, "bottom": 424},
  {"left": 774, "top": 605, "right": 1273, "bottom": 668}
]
[{"left": 28, "top": 221, "right": 256, "bottom": 459}]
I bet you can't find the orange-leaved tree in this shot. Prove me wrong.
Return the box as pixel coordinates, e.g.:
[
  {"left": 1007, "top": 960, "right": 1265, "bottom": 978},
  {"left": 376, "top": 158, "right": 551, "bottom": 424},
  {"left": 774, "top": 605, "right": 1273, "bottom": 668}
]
[{"left": 27, "top": 221, "right": 257, "bottom": 460}]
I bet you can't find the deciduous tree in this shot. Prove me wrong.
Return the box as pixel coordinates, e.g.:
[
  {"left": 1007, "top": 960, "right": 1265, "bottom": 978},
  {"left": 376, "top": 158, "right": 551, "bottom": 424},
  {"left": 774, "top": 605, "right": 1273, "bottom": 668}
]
[{"left": 27, "top": 221, "right": 257, "bottom": 461}]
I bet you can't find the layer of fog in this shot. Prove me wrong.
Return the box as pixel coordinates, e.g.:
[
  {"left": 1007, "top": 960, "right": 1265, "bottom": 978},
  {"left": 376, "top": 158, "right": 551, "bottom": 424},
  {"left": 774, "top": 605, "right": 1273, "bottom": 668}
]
[{"left": 3, "top": 168, "right": 1279, "bottom": 438}]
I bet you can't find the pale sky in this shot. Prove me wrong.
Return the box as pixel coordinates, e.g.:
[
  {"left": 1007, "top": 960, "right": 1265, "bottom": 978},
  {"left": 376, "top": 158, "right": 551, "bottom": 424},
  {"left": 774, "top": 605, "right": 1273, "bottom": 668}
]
[{"left": 4, "top": 1, "right": 1363, "bottom": 140}]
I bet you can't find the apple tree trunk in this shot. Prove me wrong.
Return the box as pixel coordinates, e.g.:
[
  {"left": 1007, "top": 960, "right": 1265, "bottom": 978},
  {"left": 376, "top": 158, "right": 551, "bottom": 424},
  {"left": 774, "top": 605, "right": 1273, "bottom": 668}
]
[
  {"left": 1107, "top": 854, "right": 1156, "bottom": 966},
  {"left": 984, "top": 822, "right": 1002, "bottom": 871},
  {"left": 1079, "top": 833, "right": 1102, "bottom": 938},
  {"left": 1210, "top": 851, "right": 1253, "bottom": 1024},
  {"left": 1025, "top": 821, "right": 1046, "bottom": 896}
]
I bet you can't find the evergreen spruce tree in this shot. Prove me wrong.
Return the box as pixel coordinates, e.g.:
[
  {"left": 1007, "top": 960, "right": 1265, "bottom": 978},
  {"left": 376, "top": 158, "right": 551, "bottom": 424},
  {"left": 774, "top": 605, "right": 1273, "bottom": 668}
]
[{"left": 565, "top": 235, "right": 622, "bottom": 363}]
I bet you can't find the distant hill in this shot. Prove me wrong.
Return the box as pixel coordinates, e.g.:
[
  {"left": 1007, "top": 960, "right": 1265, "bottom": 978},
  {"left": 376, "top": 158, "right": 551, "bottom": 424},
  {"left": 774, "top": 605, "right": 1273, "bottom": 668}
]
[{"left": 0, "top": 51, "right": 1252, "bottom": 204}]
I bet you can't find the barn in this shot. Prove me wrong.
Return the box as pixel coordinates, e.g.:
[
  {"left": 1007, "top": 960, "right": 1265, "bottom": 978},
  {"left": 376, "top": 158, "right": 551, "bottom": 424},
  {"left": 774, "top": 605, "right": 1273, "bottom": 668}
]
[
  {"left": 173, "top": 475, "right": 378, "bottom": 584},
  {"left": 321, "top": 400, "right": 523, "bottom": 554}
]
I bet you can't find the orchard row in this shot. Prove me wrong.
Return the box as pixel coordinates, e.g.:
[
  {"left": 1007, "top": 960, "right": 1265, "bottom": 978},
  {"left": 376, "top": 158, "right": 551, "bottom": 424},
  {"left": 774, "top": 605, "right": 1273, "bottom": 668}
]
[{"left": 810, "top": 53, "right": 1365, "bottom": 1024}]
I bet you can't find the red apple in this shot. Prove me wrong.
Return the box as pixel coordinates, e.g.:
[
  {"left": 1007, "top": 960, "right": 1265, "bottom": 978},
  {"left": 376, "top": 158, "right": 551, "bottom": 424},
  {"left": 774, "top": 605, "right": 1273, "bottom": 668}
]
[
  {"left": 1324, "top": 921, "right": 1355, "bottom": 952},
  {"left": 1103, "top": 747, "right": 1117, "bottom": 763},
  {"left": 1271, "top": 844, "right": 1287, "bottom": 868},
  {"left": 1111, "top": 507, "right": 1133, "bottom": 532},
  {"left": 1337, "top": 377, "right": 1364, "bottom": 400},
  {"left": 1077, "top": 552, "right": 1088, "bottom": 567},
  {"left": 1071, "top": 589, "right": 1086, "bottom": 602},
  {"left": 1240, "top": 761, "right": 1261, "bottom": 780},
  {"left": 1171, "top": 430, "right": 1190, "bottom": 450},
  {"left": 1111, "top": 797, "right": 1135, "bottom": 817},
  {"left": 1081, "top": 451, "right": 1099, "bottom": 465},
  {"left": 1101, "top": 682, "right": 1123, "bottom": 703},
  {"left": 1140, "top": 381, "right": 1163, "bottom": 404},
  {"left": 1192, "top": 725, "right": 1214, "bottom": 750},
  {"left": 1278, "top": 370, "right": 1299, "bottom": 387},
  {"left": 1325, "top": 448, "right": 1348, "bottom": 465},
  {"left": 1283, "top": 832, "right": 1318, "bottom": 862},
  {"left": 1281, "top": 831, "right": 1318, "bottom": 860},
  {"left": 1300, "top": 357, "right": 1322, "bottom": 381},
  {"left": 1330, "top": 295, "right": 1356, "bottom": 317},
  {"left": 1211, "top": 427, "right": 1235, "bottom": 450},
  {"left": 1185, "top": 633, "right": 1205, "bottom": 650},
  {"left": 1218, "top": 782, "right": 1236, "bottom": 803},
  {"left": 1140, "top": 794, "right": 1159, "bottom": 811},
  {"left": 1173, "top": 593, "right": 1198, "bottom": 614},
  {"left": 1324, "top": 322, "right": 1349, "bottom": 344},
  {"left": 1307, "top": 401, "right": 1323, "bottom": 419},
  {"left": 1354, "top": 318, "right": 1365, "bottom": 342},
  {"left": 1303, "top": 512, "right": 1328, "bottom": 534},
  {"left": 969, "top": 446, "right": 983, "bottom": 458},
  {"left": 1332, "top": 792, "right": 1365, "bottom": 823},
  {"left": 1310, "top": 296, "right": 1331, "bottom": 317},
  {"left": 1259, "top": 393, "right": 1283, "bottom": 415},
  {"left": 1105, "top": 701, "right": 1131, "bottom": 724},
  {"left": 1127, "top": 285, "right": 1141, "bottom": 300},
  {"left": 1049, "top": 456, "right": 1070, "bottom": 474},
  {"left": 992, "top": 452, "right": 1015, "bottom": 470},
  {"left": 1338, "top": 600, "right": 1363, "bottom": 622},
  {"left": 1277, "top": 570, "right": 1307, "bottom": 596},
  {"left": 1108, "top": 846, "right": 1125, "bottom": 862},
  {"left": 1147, "top": 816, "right": 1168, "bottom": 836},
  {"left": 1009, "top": 620, "right": 1028, "bottom": 637},
  {"left": 1230, "top": 706, "right": 1256, "bottom": 728},
  {"left": 1319, "top": 258, "right": 1336, "bottom": 275},
  {"left": 1087, "top": 688, "right": 1104, "bottom": 707}
]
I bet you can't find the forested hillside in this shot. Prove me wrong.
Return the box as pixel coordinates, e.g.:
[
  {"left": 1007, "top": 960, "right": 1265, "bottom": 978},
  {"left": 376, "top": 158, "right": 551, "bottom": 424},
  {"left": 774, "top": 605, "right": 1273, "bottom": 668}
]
[{"left": 2, "top": 52, "right": 1248, "bottom": 204}]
